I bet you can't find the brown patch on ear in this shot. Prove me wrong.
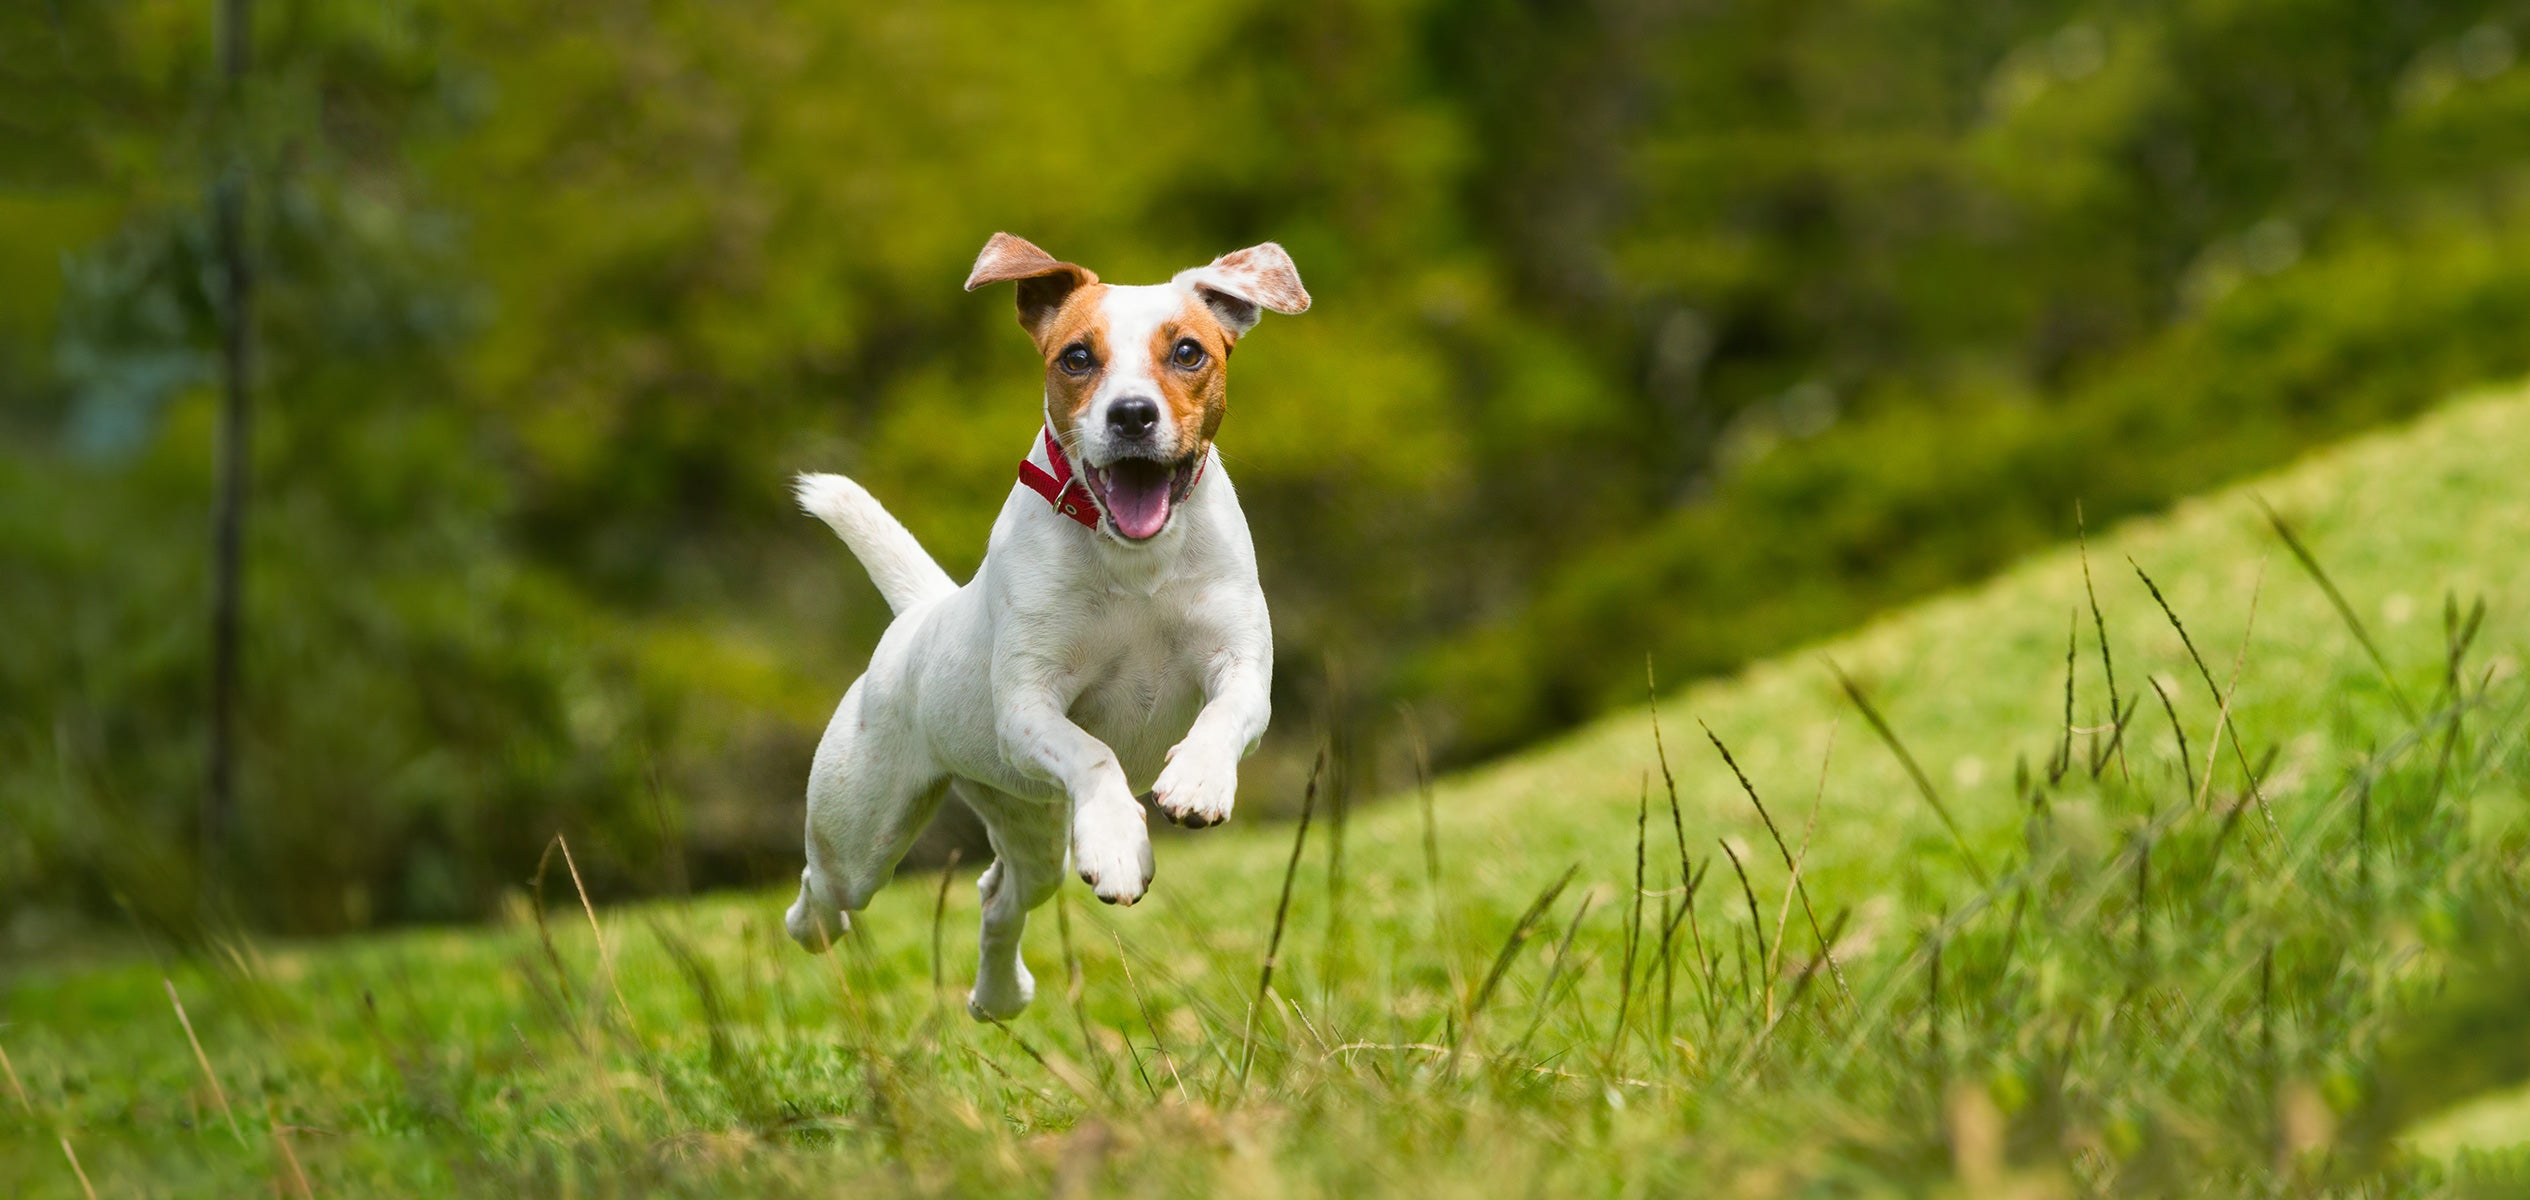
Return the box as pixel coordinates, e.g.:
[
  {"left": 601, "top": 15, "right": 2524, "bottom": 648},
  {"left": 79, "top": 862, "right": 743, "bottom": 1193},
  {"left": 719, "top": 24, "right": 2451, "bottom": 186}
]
[
  {"left": 1154, "top": 298, "right": 1235, "bottom": 450},
  {"left": 1181, "top": 242, "right": 1310, "bottom": 335},
  {"left": 965, "top": 232, "right": 1100, "bottom": 340},
  {"left": 1209, "top": 245, "right": 1311, "bottom": 312}
]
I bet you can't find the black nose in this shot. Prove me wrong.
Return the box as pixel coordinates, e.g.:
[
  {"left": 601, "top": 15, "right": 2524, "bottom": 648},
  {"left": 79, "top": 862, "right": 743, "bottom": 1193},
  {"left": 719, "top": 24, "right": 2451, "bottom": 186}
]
[{"left": 1107, "top": 396, "right": 1160, "bottom": 438}]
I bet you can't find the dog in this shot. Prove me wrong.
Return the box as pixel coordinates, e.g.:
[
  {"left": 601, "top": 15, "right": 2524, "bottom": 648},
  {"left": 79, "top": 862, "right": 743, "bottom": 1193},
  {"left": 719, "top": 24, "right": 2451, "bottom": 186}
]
[{"left": 784, "top": 232, "right": 1308, "bottom": 1019}]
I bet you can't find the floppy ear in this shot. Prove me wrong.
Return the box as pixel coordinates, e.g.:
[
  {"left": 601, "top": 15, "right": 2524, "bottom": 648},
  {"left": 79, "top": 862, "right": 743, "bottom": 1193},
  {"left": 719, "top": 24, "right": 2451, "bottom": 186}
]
[
  {"left": 964, "top": 232, "right": 1099, "bottom": 339},
  {"left": 1176, "top": 242, "right": 1311, "bottom": 336}
]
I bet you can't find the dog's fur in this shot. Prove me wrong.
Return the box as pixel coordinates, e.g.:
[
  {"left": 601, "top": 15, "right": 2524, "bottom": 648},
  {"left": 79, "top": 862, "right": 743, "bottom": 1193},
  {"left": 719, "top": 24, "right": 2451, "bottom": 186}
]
[{"left": 785, "top": 233, "right": 1307, "bottom": 1019}]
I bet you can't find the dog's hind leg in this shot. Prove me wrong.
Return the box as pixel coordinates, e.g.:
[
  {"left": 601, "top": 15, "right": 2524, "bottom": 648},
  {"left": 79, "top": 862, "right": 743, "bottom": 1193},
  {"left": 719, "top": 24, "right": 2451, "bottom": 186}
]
[
  {"left": 784, "top": 866, "right": 848, "bottom": 951},
  {"left": 786, "top": 679, "right": 949, "bottom": 953},
  {"left": 960, "top": 784, "right": 1067, "bottom": 1019}
]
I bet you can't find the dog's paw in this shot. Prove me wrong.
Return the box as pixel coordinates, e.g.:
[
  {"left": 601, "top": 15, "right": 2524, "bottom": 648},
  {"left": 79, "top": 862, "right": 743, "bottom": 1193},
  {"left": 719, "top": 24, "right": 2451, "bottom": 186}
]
[
  {"left": 968, "top": 959, "right": 1036, "bottom": 1021},
  {"left": 1071, "top": 801, "right": 1155, "bottom": 906},
  {"left": 1152, "top": 742, "right": 1240, "bottom": 829}
]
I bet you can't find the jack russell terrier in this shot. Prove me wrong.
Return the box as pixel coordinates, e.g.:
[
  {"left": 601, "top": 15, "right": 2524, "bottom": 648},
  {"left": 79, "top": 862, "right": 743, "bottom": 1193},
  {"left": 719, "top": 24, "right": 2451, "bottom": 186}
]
[{"left": 785, "top": 232, "right": 1308, "bottom": 1019}]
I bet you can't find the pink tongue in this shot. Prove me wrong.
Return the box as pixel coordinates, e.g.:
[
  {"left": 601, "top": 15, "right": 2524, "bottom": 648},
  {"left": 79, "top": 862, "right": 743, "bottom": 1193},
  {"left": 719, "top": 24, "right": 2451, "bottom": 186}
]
[{"left": 1103, "top": 461, "right": 1174, "bottom": 540}]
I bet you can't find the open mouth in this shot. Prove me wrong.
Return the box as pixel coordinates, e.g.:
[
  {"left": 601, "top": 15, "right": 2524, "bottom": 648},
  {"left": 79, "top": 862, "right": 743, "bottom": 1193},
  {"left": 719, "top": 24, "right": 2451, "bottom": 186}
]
[{"left": 1081, "top": 453, "right": 1203, "bottom": 542}]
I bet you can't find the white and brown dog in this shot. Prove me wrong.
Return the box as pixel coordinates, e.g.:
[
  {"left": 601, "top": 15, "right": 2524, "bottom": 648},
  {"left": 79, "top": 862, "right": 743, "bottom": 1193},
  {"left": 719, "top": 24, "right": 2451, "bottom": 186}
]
[{"left": 785, "top": 233, "right": 1307, "bottom": 1019}]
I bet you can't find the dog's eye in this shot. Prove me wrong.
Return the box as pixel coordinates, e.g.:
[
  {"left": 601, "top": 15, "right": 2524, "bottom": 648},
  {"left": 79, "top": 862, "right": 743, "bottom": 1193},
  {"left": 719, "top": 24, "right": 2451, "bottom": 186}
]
[
  {"left": 1171, "top": 338, "right": 1206, "bottom": 369},
  {"left": 1058, "top": 344, "right": 1096, "bottom": 375}
]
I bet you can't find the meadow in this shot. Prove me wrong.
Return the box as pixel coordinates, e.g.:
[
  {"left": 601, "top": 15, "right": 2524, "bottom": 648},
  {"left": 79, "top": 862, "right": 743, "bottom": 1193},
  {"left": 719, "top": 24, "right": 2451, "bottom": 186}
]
[{"left": 7, "top": 386, "right": 2530, "bottom": 1196}]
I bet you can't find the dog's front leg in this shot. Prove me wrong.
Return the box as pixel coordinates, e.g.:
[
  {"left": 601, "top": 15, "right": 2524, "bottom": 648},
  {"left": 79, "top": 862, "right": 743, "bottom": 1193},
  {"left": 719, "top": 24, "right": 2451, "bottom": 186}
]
[
  {"left": 1153, "top": 648, "right": 1271, "bottom": 829},
  {"left": 996, "top": 691, "right": 1154, "bottom": 906}
]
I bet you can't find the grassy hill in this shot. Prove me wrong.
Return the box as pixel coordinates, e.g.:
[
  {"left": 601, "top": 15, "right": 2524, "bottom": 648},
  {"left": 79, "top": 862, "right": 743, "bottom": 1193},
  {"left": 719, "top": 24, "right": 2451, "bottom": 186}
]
[{"left": 8, "top": 385, "right": 2530, "bottom": 1195}]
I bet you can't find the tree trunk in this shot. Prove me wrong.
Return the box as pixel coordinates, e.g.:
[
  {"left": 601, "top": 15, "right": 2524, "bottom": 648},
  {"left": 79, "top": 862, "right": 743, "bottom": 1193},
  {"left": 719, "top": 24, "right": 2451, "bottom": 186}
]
[{"left": 205, "top": 0, "right": 252, "bottom": 892}]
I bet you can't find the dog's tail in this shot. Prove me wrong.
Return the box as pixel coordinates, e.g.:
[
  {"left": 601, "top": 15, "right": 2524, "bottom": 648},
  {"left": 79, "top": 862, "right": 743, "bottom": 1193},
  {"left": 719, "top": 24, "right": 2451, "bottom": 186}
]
[{"left": 794, "top": 473, "right": 957, "bottom": 615}]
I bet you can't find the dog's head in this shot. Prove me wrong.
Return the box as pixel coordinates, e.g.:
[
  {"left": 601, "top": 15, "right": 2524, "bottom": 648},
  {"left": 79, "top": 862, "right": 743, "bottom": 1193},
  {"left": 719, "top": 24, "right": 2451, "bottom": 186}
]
[{"left": 965, "top": 233, "right": 1309, "bottom": 544}]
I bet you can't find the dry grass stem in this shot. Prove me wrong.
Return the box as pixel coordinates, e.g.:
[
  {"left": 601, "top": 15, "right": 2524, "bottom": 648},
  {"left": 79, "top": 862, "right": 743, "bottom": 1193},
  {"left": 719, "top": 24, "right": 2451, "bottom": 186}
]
[
  {"left": 556, "top": 834, "right": 639, "bottom": 1037},
  {"left": 165, "top": 978, "right": 244, "bottom": 1143},
  {"left": 60, "top": 1136, "right": 97, "bottom": 1200},
  {"left": 0, "top": 1042, "right": 30, "bottom": 1115}
]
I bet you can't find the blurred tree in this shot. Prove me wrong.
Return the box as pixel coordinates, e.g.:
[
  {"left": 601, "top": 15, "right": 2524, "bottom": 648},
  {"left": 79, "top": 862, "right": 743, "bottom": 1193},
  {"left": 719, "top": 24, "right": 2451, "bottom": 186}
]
[{"left": 205, "top": 0, "right": 256, "bottom": 896}]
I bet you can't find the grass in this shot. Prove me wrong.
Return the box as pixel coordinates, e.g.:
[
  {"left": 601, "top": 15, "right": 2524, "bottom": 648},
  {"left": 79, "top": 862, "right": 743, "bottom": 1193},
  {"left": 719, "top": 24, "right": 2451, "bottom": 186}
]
[{"left": 11, "top": 385, "right": 2530, "bottom": 1195}]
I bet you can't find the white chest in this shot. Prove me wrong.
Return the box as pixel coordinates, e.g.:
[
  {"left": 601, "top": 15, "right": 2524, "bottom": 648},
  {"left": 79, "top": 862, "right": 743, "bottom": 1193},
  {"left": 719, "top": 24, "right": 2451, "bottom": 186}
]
[{"left": 1057, "top": 588, "right": 1210, "bottom": 781}]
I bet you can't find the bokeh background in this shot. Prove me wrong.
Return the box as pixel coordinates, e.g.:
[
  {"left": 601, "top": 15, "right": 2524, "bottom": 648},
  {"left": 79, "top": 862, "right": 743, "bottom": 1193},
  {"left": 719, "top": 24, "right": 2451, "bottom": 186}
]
[{"left": 7, "top": 0, "right": 2529, "bottom": 942}]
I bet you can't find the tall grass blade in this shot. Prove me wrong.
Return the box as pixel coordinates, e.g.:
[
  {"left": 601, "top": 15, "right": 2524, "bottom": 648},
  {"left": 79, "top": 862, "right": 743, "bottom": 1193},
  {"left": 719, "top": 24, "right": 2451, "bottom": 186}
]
[
  {"left": 2054, "top": 608, "right": 2078, "bottom": 783},
  {"left": 1457, "top": 863, "right": 1581, "bottom": 1063},
  {"left": 1403, "top": 707, "right": 1466, "bottom": 1005},
  {"left": 2132, "top": 833, "right": 2151, "bottom": 981},
  {"left": 1698, "top": 719, "right": 1852, "bottom": 1008},
  {"left": 1112, "top": 930, "right": 1189, "bottom": 1104},
  {"left": 1676, "top": 857, "right": 1721, "bottom": 1047},
  {"left": 1514, "top": 892, "right": 1596, "bottom": 1059},
  {"left": 981, "top": 1015, "right": 1099, "bottom": 1104},
  {"left": 2151, "top": 675, "right": 2197, "bottom": 802},
  {"left": 1650, "top": 665, "right": 1728, "bottom": 1041},
  {"left": 1054, "top": 889, "right": 1112, "bottom": 1094},
  {"left": 2257, "top": 497, "right": 2415, "bottom": 720},
  {"left": 548, "top": 833, "right": 638, "bottom": 1039},
  {"left": 1611, "top": 779, "right": 1648, "bottom": 1059},
  {"left": 1320, "top": 743, "right": 1352, "bottom": 1007},
  {"left": 1924, "top": 924, "right": 1944, "bottom": 1083},
  {"left": 1827, "top": 661, "right": 1991, "bottom": 886},
  {"left": 2079, "top": 501, "right": 2130, "bottom": 779},
  {"left": 0, "top": 1043, "right": 30, "bottom": 1115},
  {"left": 2091, "top": 694, "right": 2141, "bottom": 780},
  {"left": 266, "top": 1104, "right": 313, "bottom": 1200},
  {"left": 650, "top": 917, "right": 780, "bottom": 1125},
  {"left": 164, "top": 978, "right": 244, "bottom": 1143},
  {"left": 1240, "top": 746, "right": 1325, "bottom": 1089},
  {"left": 2130, "top": 558, "right": 2271, "bottom": 831},
  {"left": 1719, "top": 838, "right": 1770, "bottom": 1024},
  {"left": 2193, "top": 557, "right": 2278, "bottom": 843},
  {"left": 1732, "top": 906, "right": 1851, "bottom": 1076},
  {"left": 1656, "top": 890, "right": 1678, "bottom": 1052},
  {"left": 2433, "top": 593, "right": 2489, "bottom": 801},
  {"left": 527, "top": 840, "right": 584, "bottom": 1037},
  {"left": 1649, "top": 659, "right": 1694, "bottom": 890},
  {"left": 59, "top": 1136, "right": 97, "bottom": 1200}
]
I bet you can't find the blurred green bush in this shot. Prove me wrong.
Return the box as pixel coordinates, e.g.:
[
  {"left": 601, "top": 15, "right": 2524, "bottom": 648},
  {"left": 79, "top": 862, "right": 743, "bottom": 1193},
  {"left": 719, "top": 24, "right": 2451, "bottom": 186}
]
[
  {"left": 5, "top": 0, "right": 2529, "bottom": 934},
  {"left": 1423, "top": 209, "right": 2530, "bottom": 752}
]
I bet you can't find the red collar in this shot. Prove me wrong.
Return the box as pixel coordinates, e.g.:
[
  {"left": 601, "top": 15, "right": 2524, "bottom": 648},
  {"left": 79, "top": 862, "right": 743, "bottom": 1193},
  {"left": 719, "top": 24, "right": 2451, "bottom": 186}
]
[
  {"left": 1016, "top": 427, "right": 1209, "bottom": 532},
  {"left": 1017, "top": 427, "right": 1101, "bottom": 528}
]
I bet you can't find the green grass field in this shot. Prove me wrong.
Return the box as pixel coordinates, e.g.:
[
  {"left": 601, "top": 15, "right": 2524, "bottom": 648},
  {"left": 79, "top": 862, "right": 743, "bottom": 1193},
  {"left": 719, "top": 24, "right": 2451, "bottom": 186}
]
[{"left": 9, "top": 386, "right": 2530, "bottom": 1197}]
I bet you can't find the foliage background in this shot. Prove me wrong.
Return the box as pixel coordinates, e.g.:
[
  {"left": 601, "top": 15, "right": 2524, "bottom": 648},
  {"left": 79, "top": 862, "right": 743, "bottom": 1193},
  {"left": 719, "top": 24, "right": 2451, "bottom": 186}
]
[{"left": 7, "top": 0, "right": 2530, "bottom": 937}]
